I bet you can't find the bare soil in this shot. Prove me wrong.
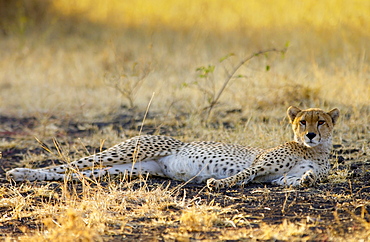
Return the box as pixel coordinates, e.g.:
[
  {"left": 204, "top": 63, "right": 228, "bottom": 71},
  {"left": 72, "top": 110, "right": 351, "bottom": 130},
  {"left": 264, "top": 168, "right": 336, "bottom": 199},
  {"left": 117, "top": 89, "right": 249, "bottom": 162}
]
[{"left": 0, "top": 113, "right": 369, "bottom": 241}]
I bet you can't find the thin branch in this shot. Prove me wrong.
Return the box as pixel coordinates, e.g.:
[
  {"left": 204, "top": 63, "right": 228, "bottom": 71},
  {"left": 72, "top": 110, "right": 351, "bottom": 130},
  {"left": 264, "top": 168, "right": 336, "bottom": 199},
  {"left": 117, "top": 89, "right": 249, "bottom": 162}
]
[{"left": 205, "top": 48, "right": 287, "bottom": 121}]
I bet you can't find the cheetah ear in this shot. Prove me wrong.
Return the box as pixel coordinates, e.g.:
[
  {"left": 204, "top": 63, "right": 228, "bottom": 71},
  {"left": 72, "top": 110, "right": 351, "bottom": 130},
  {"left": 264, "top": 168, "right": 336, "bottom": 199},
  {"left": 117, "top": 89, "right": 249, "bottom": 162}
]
[
  {"left": 287, "top": 106, "right": 302, "bottom": 123},
  {"left": 328, "top": 108, "right": 340, "bottom": 125}
]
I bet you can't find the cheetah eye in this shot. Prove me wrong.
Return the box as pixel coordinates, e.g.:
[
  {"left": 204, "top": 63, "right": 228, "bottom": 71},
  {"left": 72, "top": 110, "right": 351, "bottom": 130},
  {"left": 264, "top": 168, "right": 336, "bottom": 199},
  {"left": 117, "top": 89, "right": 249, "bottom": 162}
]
[
  {"left": 318, "top": 120, "right": 325, "bottom": 125},
  {"left": 299, "top": 120, "right": 306, "bottom": 125}
]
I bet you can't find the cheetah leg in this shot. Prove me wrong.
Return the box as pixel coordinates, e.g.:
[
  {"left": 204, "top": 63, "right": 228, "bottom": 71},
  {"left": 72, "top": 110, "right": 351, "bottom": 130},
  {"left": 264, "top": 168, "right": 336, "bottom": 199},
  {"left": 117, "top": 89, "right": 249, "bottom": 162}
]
[
  {"left": 6, "top": 167, "right": 100, "bottom": 182},
  {"left": 271, "top": 170, "right": 317, "bottom": 187},
  {"left": 78, "top": 161, "right": 166, "bottom": 179},
  {"left": 34, "top": 135, "right": 183, "bottom": 174},
  {"left": 6, "top": 168, "right": 66, "bottom": 182},
  {"left": 207, "top": 166, "right": 261, "bottom": 189},
  {"left": 7, "top": 161, "right": 166, "bottom": 182},
  {"left": 6, "top": 135, "right": 183, "bottom": 182}
]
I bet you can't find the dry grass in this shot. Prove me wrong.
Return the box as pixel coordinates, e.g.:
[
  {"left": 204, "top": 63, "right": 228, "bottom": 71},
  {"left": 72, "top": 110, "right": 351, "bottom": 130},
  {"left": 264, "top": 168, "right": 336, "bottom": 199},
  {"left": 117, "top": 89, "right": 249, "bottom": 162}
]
[
  {"left": 1, "top": 0, "right": 369, "bottom": 122},
  {"left": 1, "top": 179, "right": 177, "bottom": 241},
  {"left": 0, "top": 0, "right": 370, "bottom": 240},
  {"left": 3, "top": 178, "right": 370, "bottom": 241}
]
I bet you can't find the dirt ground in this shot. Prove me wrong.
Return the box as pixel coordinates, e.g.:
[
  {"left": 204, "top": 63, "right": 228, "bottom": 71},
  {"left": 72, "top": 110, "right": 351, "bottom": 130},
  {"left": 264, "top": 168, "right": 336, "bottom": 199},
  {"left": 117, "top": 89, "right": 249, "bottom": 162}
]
[{"left": 0, "top": 113, "right": 369, "bottom": 241}]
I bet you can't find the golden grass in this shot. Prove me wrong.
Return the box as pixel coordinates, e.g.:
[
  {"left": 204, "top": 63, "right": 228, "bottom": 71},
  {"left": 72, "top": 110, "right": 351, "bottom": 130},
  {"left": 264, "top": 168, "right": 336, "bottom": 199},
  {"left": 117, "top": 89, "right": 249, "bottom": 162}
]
[
  {"left": 1, "top": 0, "right": 369, "bottom": 123},
  {"left": 52, "top": 0, "right": 370, "bottom": 32},
  {"left": 0, "top": 0, "right": 369, "bottom": 240}
]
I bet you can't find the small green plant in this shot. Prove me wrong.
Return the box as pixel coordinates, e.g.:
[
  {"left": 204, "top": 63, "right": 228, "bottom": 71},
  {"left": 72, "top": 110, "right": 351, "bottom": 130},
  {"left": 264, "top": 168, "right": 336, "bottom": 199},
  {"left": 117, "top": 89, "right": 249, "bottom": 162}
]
[
  {"left": 189, "top": 48, "right": 287, "bottom": 122},
  {"left": 193, "top": 65, "right": 217, "bottom": 106}
]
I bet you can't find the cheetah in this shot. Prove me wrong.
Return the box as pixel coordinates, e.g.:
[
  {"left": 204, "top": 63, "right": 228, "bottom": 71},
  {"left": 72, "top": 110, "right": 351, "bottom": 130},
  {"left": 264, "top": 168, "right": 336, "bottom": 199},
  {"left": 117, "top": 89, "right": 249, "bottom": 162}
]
[{"left": 6, "top": 106, "right": 339, "bottom": 188}]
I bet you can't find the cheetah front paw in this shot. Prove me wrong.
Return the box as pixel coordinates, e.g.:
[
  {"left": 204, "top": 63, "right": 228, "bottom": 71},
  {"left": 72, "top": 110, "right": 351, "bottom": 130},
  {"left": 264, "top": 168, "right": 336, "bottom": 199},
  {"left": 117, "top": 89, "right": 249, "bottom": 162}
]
[
  {"left": 300, "top": 170, "right": 317, "bottom": 187},
  {"left": 206, "top": 178, "right": 225, "bottom": 190}
]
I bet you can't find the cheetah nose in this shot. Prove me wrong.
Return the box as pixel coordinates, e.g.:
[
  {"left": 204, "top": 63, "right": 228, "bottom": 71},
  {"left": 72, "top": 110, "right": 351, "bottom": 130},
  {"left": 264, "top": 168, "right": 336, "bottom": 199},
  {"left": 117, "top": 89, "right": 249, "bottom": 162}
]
[{"left": 306, "top": 132, "right": 316, "bottom": 140}]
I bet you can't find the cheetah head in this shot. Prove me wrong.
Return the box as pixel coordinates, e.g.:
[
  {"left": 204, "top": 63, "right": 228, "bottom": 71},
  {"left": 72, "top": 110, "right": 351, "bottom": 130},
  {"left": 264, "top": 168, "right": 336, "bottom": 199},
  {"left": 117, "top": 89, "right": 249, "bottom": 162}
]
[{"left": 287, "top": 106, "right": 340, "bottom": 148}]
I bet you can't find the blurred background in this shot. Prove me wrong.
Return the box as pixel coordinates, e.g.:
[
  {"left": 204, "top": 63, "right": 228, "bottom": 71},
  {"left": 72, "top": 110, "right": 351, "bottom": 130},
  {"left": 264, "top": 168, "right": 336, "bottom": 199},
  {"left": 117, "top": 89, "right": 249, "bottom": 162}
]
[{"left": 0, "top": 0, "right": 369, "bottom": 128}]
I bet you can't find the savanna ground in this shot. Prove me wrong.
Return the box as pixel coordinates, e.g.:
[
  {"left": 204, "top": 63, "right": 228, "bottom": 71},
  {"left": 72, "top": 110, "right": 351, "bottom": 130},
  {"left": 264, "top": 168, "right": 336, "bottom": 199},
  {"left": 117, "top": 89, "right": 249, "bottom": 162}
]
[{"left": 0, "top": 0, "right": 369, "bottom": 241}]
